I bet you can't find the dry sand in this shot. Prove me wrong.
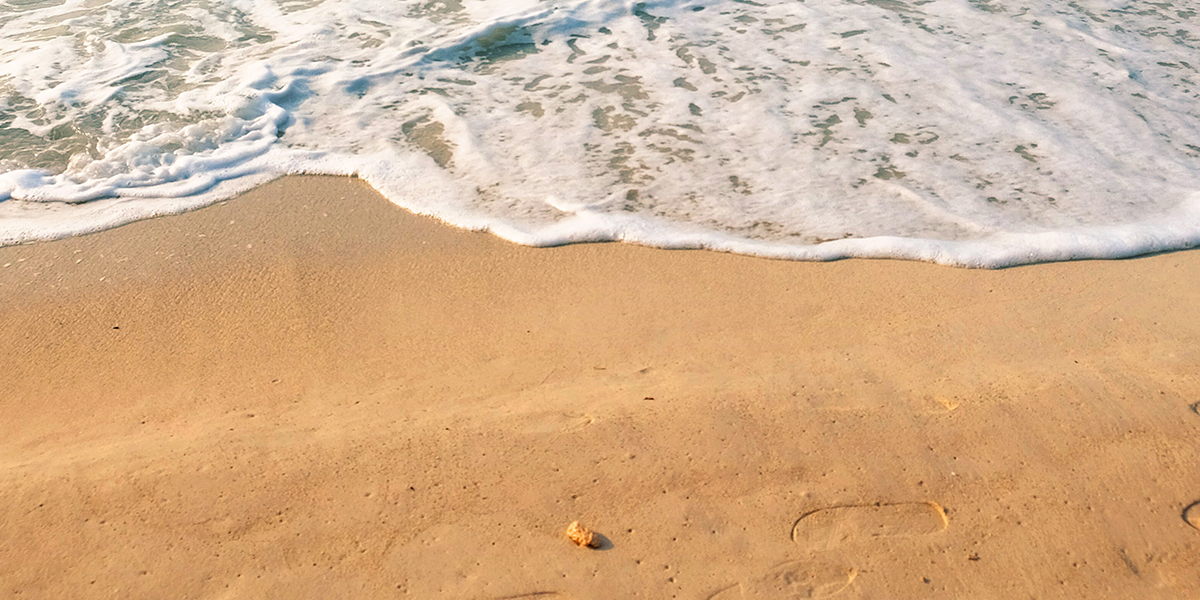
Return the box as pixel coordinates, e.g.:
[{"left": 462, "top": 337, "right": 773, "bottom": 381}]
[{"left": 2, "top": 175, "right": 1198, "bottom": 599}]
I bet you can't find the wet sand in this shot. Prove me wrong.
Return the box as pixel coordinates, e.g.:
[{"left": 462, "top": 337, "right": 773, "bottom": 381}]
[{"left": 2, "top": 175, "right": 1198, "bottom": 599}]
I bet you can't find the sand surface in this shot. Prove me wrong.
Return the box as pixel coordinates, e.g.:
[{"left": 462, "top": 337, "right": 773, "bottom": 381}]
[{"left": 2, "top": 176, "right": 1199, "bottom": 599}]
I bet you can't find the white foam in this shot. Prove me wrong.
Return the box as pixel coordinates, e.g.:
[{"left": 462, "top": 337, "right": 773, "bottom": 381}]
[{"left": 1, "top": 0, "right": 1198, "bottom": 267}]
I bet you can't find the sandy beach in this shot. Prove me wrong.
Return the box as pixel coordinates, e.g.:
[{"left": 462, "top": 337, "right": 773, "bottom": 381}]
[{"left": 2, "top": 175, "right": 1198, "bottom": 599}]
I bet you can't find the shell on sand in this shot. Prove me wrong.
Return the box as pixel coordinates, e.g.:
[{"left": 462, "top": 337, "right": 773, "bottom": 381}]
[
  {"left": 1185, "top": 502, "right": 1200, "bottom": 530},
  {"left": 565, "top": 521, "right": 599, "bottom": 548}
]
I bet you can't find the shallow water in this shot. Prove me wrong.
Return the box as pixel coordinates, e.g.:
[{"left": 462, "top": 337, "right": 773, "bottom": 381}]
[{"left": 1, "top": 0, "right": 1199, "bottom": 266}]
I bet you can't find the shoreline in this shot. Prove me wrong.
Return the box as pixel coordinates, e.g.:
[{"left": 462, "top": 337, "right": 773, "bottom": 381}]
[
  {"left": 3, "top": 175, "right": 1199, "bottom": 598},
  {"left": 4, "top": 173, "right": 1199, "bottom": 269}
]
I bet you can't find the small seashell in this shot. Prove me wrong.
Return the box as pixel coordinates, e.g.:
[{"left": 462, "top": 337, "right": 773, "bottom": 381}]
[
  {"left": 566, "top": 521, "right": 599, "bottom": 548},
  {"left": 1185, "top": 502, "right": 1200, "bottom": 530}
]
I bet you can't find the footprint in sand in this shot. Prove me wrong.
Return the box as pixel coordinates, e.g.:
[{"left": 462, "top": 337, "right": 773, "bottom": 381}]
[
  {"left": 708, "top": 561, "right": 857, "bottom": 599},
  {"left": 792, "top": 502, "right": 948, "bottom": 550},
  {"left": 1184, "top": 501, "right": 1200, "bottom": 530},
  {"left": 519, "top": 412, "right": 596, "bottom": 434}
]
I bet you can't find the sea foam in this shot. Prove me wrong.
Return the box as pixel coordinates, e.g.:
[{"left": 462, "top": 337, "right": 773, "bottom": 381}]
[{"left": 1, "top": 0, "right": 1199, "bottom": 267}]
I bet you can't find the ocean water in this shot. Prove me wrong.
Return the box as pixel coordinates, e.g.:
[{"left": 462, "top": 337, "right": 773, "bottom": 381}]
[{"left": 1, "top": 0, "right": 1198, "bottom": 267}]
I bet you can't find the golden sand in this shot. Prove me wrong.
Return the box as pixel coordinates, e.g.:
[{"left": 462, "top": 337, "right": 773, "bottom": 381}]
[{"left": 2, "top": 176, "right": 1198, "bottom": 598}]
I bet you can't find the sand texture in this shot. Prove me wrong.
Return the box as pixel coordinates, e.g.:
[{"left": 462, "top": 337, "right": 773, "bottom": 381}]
[{"left": 2, "top": 176, "right": 1199, "bottom": 599}]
